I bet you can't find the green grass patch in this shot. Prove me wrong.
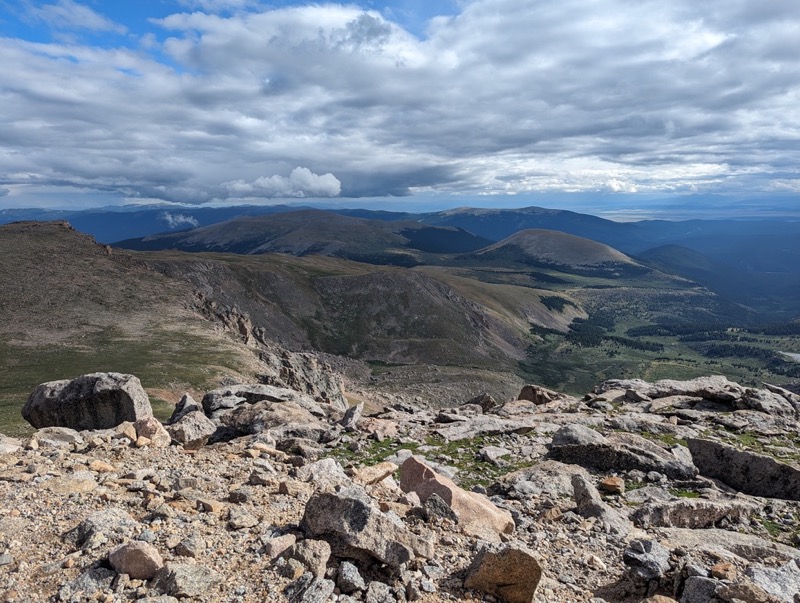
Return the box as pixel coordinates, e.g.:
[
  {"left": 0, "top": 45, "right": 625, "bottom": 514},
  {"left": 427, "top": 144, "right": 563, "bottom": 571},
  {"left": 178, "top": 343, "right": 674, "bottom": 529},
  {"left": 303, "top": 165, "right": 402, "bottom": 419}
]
[
  {"left": 761, "top": 519, "right": 783, "bottom": 538},
  {"left": 0, "top": 325, "right": 251, "bottom": 435},
  {"left": 669, "top": 488, "right": 701, "bottom": 499},
  {"left": 641, "top": 432, "right": 688, "bottom": 448}
]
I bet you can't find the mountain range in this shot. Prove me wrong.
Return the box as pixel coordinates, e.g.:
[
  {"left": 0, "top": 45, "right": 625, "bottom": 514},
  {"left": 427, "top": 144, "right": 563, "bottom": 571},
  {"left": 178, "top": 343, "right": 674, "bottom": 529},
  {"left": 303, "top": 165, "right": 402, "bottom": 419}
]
[
  {"left": 1, "top": 202, "right": 799, "bottom": 436},
  {"left": 4, "top": 202, "right": 798, "bottom": 317}
]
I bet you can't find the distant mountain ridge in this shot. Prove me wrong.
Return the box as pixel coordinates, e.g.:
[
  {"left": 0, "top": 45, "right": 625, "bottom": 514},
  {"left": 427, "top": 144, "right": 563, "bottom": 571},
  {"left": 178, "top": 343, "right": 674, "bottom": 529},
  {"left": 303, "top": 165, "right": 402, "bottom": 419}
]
[
  {"left": 5, "top": 203, "right": 799, "bottom": 318},
  {"left": 116, "top": 210, "right": 493, "bottom": 263}
]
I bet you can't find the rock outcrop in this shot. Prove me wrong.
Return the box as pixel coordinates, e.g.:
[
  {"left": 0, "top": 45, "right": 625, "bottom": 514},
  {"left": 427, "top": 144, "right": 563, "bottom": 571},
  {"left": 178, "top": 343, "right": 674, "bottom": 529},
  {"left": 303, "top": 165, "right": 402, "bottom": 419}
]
[
  {"left": 4, "top": 371, "right": 800, "bottom": 602},
  {"left": 687, "top": 438, "right": 800, "bottom": 501},
  {"left": 548, "top": 424, "right": 697, "bottom": 479}
]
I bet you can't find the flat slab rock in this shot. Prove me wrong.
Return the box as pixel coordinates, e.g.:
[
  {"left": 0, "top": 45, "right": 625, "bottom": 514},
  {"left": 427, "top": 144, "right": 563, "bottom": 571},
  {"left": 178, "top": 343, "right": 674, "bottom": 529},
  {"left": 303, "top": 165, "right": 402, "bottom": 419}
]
[
  {"left": 687, "top": 438, "right": 800, "bottom": 501},
  {"left": 548, "top": 424, "right": 697, "bottom": 480}
]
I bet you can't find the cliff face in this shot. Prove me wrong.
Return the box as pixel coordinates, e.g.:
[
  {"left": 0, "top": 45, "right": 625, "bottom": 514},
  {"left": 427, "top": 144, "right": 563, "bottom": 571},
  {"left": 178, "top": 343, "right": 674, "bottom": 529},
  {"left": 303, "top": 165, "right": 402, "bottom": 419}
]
[{"left": 2, "top": 372, "right": 799, "bottom": 603}]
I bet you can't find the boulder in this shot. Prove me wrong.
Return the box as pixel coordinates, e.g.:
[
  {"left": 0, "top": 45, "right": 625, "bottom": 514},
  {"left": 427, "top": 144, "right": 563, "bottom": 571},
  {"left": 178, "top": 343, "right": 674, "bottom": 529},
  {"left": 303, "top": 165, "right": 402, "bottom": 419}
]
[
  {"left": 338, "top": 402, "right": 363, "bottom": 431},
  {"left": 631, "top": 497, "right": 757, "bottom": 529},
  {"left": 257, "top": 345, "right": 347, "bottom": 411},
  {"left": 152, "top": 563, "right": 221, "bottom": 599},
  {"left": 623, "top": 539, "right": 671, "bottom": 584},
  {"left": 497, "top": 460, "right": 591, "bottom": 499},
  {"left": 680, "top": 576, "right": 718, "bottom": 603},
  {"left": 746, "top": 559, "right": 800, "bottom": 603},
  {"left": 167, "top": 393, "right": 202, "bottom": 424},
  {"left": 464, "top": 543, "right": 543, "bottom": 603},
  {"left": 571, "top": 474, "right": 631, "bottom": 538},
  {"left": 657, "top": 528, "right": 799, "bottom": 563},
  {"left": 358, "top": 417, "right": 399, "bottom": 441},
  {"left": 109, "top": 541, "right": 164, "bottom": 580},
  {"left": 301, "top": 485, "right": 433, "bottom": 568},
  {"left": 463, "top": 392, "right": 497, "bottom": 412},
  {"left": 432, "top": 415, "right": 536, "bottom": 442},
  {"left": 58, "top": 568, "right": 116, "bottom": 602},
  {"left": 598, "top": 376, "right": 745, "bottom": 403},
  {"left": 517, "top": 384, "right": 571, "bottom": 405},
  {"left": 400, "top": 456, "right": 514, "bottom": 542},
  {"left": 166, "top": 410, "right": 217, "bottom": 450},
  {"left": 284, "top": 574, "right": 336, "bottom": 603},
  {"left": 296, "top": 458, "right": 350, "bottom": 489},
  {"left": 762, "top": 382, "right": 800, "bottom": 412},
  {"left": 32, "top": 426, "right": 84, "bottom": 449},
  {"left": 135, "top": 417, "right": 171, "bottom": 447},
  {"left": 22, "top": 372, "right": 153, "bottom": 430},
  {"left": 351, "top": 461, "right": 398, "bottom": 486},
  {"left": 336, "top": 560, "right": 366, "bottom": 594},
  {"left": 738, "top": 389, "right": 797, "bottom": 417},
  {"left": 289, "top": 539, "right": 331, "bottom": 578},
  {"left": 549, "top": 425, "right": 697, "bottom": 479},
  {"left": 598, "top": 476, "right": 625, "bottom": 495},
  {"left": 64, "top": 508, "right": 139, "bottom": 551},
  {"left": 217, "top": 399, "right": 330, "bottom": 443},
  {"left": 687, "top": 438, "right": 800, "bottom": 500},
  {"left": 201, "top": 383, "right": 331, "bottom": 419}
]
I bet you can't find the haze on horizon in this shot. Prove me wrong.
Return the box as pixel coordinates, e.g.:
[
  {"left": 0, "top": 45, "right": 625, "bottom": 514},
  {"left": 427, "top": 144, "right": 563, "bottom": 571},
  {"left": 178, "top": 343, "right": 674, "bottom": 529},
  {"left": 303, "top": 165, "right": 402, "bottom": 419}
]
[{"left": 1, "top": 0, "right": 798, "bottom": 218}]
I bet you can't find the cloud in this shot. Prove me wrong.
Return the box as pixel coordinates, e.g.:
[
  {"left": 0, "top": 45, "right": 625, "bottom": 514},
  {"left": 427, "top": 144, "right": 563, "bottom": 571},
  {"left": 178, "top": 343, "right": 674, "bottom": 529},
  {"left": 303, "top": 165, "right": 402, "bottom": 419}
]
[
  {"left": 0, "top": 0, "right": 799, "bottom": 206},
  {"left": 27, "top": 0, "right": 126, "bottom": 34},
  {"left": 160, "top": 212, "right": 200, "bottom": 229},
  {"left": 224, "top": 167, "right": 341, "bottom": 199}
]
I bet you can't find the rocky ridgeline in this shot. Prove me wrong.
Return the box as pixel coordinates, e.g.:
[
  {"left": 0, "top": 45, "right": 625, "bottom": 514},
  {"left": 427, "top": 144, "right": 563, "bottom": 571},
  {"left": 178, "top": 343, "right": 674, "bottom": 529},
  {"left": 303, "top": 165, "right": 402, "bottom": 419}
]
[{"left": 1, "top": 373, "right": 800, "bottom": 602}]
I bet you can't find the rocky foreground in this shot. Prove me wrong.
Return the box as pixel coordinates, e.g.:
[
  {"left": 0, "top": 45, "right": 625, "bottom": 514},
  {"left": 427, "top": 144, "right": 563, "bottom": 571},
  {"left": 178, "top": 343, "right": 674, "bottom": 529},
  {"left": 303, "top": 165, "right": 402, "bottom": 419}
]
[{"left": 2, "top": 372, "right": 800, "bottom": 603}]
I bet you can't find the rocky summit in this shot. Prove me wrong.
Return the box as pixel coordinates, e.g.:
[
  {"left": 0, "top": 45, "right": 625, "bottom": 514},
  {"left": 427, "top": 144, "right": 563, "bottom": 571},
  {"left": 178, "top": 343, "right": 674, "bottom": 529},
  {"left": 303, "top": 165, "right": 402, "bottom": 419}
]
[{"left": 2, "top": 372, "right": 800, "bottom": 603}]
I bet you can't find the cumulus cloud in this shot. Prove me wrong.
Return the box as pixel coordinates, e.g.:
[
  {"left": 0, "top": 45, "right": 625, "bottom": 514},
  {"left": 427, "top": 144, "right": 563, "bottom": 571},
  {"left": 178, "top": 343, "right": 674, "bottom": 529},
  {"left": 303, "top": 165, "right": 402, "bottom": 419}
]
[
  {"left": 0, "top": 0, "right": 799, "bottom": 206},
  {"left": 160, "top": 212, "right": 200, "bottom": 230},
  {"left": 225, "top": 167, "right": 341, "bottom": 199}
]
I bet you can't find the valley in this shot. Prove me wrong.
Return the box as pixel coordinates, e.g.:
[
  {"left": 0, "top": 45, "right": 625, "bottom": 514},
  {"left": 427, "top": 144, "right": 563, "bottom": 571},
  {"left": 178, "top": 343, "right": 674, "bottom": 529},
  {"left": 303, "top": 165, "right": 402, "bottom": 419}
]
[{"left": 1, "top": 207, "right": 799, "bottom": 435}]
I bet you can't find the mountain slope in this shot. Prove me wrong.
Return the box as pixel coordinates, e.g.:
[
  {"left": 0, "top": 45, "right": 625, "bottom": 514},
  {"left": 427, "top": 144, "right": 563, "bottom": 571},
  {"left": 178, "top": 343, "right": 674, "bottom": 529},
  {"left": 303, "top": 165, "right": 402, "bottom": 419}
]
[
  {"left": 116, "top": 210, "right": 493, "bottom": 263},
  {"left": 0, "top": 222, "right": 266, "bottom": 432},
  {"left": 423, "top": 205, "right": 636, "bottom": 247},
  {"left": 0, "top": 205, "right": 309, "bottom": 244},
  {"left": 464, "top": 229, "right": 650, "bottom": 279},
  {"left": 638, "top": 244, "right": 800, "bottom": 316}
]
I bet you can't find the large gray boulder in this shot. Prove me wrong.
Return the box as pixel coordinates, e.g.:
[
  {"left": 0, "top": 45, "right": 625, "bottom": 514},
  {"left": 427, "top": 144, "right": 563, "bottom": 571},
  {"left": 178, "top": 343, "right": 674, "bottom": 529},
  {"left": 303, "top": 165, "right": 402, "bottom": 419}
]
[
  {"left": 22, "top": 372, "right": 153, "bottom": 431},
  {"left": 301, "top": 485, "right": 433, "bottom": 568},
  {"left": 687, "top": 438, "right": 800, "bottom": 500},
  {"left": 548, "top": 424, "right": 697, "bottom": 479},
  {"left": 166, "top": 411, "right": 217, "bottom": 450},
  {"left": 598, "top": 375, "right": 745, "bottom": 403}
]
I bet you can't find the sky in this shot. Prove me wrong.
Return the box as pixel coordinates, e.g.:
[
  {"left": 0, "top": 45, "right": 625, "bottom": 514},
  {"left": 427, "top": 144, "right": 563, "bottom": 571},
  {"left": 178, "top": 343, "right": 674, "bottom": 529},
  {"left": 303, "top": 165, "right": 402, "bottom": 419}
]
[{"left": 1, "top": 0, "right": 799, "bottom": 214}]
